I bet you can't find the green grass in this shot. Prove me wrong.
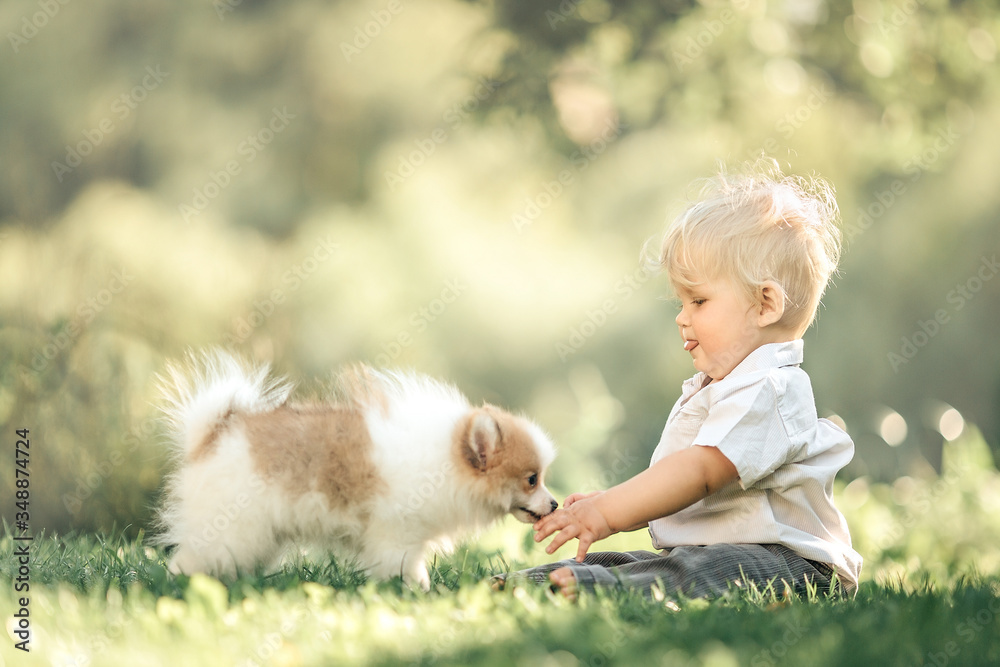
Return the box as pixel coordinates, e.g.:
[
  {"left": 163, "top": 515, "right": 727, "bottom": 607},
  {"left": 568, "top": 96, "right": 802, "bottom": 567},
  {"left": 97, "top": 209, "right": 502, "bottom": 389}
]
[
  {"left": 3, "top": 432, "right": 999, "bottom": 665},
  {"left": 2, "top": 527, "right": 999, "bottom": 667}
]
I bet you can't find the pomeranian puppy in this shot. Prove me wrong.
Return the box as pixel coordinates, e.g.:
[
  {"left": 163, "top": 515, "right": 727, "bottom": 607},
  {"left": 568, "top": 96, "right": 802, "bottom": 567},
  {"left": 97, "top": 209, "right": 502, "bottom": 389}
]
[{"left": 154, "top": 350, "right": 557, "bottom": 589}]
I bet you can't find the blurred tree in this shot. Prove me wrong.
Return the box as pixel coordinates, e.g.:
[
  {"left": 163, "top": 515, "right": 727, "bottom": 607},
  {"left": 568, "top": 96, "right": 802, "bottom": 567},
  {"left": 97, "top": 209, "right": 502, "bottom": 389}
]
[
  {"left": 467, "top": 0, "right": 993, "bottom": 160},
  {"left": 1, "top": 0, "right": 999, "bottom": 536}
]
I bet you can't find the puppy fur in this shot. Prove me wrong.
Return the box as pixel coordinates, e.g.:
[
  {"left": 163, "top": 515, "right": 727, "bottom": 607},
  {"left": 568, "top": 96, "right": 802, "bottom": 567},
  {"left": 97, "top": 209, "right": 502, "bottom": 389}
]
[{"left": 154, "top": 350, "right": 557, "bottom": 589}]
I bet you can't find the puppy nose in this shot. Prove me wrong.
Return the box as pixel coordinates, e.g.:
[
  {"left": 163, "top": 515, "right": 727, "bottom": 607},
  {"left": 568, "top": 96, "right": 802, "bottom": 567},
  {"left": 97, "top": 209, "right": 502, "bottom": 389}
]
[{"left": 550, "top": 499, "right": 558, "bottom": 512}]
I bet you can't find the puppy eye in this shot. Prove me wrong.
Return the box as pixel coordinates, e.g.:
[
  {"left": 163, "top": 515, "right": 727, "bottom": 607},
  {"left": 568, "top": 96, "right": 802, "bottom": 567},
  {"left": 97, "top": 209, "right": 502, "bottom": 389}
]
[{"left": 527, "top": 473, "right": 538, "bottom": 487}]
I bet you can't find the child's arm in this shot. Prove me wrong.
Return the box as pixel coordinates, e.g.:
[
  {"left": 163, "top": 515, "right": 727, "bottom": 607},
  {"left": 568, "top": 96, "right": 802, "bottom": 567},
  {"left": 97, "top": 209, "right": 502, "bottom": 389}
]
[
  {"left": 534, "top": 445, "right": 739, "bottom": 562},
  {"left": 563, "top": 491, "right": 647, "bottom": 532}
]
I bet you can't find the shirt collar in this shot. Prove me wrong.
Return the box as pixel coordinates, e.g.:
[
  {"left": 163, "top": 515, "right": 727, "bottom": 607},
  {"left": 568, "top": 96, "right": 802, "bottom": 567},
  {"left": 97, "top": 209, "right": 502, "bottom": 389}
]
[
  {"left": 678, "top": 340, "right": 804, "bottom": 402},
  {"left": 729, "top": 339, "right": 804, "bottom": 376}
]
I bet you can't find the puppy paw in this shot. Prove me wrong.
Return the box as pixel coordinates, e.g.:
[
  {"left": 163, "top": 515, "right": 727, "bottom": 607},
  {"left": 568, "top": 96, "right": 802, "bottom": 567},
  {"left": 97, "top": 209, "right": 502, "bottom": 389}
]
[{"left": 406, "top": 566, "right": 431, "bottom": 592}]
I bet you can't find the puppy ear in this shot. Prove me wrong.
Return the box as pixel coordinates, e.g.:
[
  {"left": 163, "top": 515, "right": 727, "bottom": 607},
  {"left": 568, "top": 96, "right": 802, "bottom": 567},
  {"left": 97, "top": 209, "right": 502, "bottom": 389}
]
[{"left": 466, "top": 411, "right": 500, "bottom": 470}]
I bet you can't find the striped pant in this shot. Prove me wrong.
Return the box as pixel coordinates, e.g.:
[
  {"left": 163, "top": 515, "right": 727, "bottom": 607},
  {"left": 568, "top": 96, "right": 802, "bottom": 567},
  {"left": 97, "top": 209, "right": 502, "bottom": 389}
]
[{"left": 492, "top": 543, "right": 842, "bottom": 599}]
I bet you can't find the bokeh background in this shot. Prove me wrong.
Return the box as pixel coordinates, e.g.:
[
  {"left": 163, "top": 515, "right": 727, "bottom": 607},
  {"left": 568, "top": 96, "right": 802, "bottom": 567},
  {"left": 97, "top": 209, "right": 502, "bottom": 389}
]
[{"left": 2, "top": 0, "right": 999, "bottom": 580}]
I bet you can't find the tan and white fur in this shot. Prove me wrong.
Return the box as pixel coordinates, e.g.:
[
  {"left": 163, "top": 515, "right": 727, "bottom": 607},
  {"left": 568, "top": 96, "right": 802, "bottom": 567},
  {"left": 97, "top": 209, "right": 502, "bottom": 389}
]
[{"left": 154, "top": 350, "right": 557, "bottom": 589}]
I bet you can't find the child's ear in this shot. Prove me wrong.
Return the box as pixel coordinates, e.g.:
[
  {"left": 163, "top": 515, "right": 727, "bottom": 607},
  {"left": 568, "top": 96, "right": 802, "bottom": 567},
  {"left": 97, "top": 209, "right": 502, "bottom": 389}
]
[{"left": 757, "top": 281, "right": 785, "bottom": 327}]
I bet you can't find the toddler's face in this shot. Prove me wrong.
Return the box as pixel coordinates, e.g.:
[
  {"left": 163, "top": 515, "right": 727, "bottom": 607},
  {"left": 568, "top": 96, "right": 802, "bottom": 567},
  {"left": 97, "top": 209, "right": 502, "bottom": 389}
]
[{"left": 674, "top": 277, "right": 765, "bottom": 381}]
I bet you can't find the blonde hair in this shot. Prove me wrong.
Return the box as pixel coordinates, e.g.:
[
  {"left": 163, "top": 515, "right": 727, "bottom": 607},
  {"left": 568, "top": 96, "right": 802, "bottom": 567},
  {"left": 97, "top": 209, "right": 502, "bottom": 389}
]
[{"left": 658, "top": 163, "right": 842, "bottom": 336}]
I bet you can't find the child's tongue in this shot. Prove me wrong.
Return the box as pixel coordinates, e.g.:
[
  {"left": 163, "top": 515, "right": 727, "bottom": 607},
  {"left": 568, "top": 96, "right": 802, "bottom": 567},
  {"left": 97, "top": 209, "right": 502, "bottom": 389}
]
[{"left": 684, "top": 340, "right": 698, "bottom": 351}]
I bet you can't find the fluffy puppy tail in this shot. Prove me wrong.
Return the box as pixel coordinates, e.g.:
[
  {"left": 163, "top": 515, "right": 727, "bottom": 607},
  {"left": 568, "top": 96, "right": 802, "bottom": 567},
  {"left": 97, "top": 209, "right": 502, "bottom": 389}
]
[{"left": 157, "top": 349, "right": 293, "bottom": 458}]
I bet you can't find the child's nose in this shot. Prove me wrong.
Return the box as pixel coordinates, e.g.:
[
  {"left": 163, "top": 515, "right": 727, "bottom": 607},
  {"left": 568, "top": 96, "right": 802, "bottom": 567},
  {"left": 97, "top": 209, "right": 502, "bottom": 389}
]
[{"left": 675, "top": 309, "right": 687, "bottom": 326}]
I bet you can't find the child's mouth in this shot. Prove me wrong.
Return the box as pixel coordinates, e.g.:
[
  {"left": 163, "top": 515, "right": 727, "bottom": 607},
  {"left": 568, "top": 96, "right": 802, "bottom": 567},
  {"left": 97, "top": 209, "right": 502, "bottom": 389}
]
[{"left": 684, "top": 340, "right": 699, "bottom": 352}]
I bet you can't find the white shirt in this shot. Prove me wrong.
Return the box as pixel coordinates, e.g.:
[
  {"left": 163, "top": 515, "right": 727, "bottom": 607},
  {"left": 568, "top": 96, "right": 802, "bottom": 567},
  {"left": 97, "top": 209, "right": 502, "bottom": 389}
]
[{"left": 647, "top": 340, "right": 862, "bottom": 591}]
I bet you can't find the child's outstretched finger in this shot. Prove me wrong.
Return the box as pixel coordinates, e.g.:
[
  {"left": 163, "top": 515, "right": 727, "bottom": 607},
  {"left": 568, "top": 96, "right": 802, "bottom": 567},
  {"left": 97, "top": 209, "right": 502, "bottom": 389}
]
[
  {"left": 545, "top": 524, "right": 580, "bottom": 555},
  {"left": 533, "top": 522, "right": 553, "bottom": 542},
  {"left": 575, "top": 536, "right": 593, "bottom": 563}
]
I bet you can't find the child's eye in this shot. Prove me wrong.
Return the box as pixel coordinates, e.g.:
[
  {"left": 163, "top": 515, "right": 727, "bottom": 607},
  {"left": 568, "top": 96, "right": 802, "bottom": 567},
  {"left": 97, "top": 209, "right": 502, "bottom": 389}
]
[{"left": 692, "top": 298, "right": 706, "bottom": 306}]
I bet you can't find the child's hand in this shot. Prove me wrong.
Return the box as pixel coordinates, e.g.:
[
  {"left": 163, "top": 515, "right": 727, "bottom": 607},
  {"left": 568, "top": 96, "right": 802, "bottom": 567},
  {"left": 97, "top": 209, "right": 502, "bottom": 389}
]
[
  {"left": 533, "top": 495, "right": 613, "bottom": 563},
  {"left": 562, "top": 491, "right": 602, "bottom": 508}
]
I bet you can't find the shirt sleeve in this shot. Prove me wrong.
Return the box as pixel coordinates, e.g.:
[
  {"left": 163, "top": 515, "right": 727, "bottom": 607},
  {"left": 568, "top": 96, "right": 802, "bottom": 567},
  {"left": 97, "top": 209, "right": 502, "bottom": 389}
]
[{"left": 693, "top": 376, "right": 796, "bottom": 488}]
